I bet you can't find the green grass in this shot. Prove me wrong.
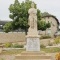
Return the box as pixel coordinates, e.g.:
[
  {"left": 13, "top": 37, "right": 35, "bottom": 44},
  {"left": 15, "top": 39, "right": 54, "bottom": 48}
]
[
  {"left": 41, "top": 47, "right": 60, "bottom": 53},
  {"left": 1, "top": 47, "right": 60, "bottom": 55},
  {"left": 0, "top": 49, "right": 25, "bottom": 55}
]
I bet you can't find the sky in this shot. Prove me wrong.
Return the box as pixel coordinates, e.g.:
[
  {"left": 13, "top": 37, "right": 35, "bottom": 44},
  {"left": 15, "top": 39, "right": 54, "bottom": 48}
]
[{"left": 0, "top": 0, "right": 60, "bottom": 22}]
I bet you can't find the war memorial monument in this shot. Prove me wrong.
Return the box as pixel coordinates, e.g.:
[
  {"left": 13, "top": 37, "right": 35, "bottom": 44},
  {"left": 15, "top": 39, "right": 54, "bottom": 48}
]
[{"left": 15, "top": 2, "right": 52, "bottom": 60}]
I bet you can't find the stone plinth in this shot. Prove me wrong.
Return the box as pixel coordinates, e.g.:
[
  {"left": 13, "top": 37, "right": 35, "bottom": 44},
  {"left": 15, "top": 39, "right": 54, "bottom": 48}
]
[{"left": 26, "top": 36, "right": 40, "bottom": 51}]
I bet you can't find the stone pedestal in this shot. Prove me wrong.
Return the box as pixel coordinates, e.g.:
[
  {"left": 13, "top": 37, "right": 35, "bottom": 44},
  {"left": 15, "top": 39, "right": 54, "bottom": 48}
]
[
  {"left": 15, "top": 51, "right": 52, "bottom": 60},
  {"left": 26, "top": 26, "right": 40, "bottom": 51},
  {"left": 15, "top": 3, "right": 52, "bottom": 60},
  {"left": 26, "top": 37, "right": 40, "bottom": 51}
]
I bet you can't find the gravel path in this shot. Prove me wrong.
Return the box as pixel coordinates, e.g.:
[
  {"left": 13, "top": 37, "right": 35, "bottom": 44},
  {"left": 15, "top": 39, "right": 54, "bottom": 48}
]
[{"left": 0, "top": 55, "right": 15, "bottom": 60}]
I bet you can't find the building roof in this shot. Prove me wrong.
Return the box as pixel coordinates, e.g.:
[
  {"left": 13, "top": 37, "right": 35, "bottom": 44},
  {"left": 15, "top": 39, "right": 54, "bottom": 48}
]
[
  {"left": 42, "top": 15, "right": 59, "bottom": 25},
  {"left": 0, "top": 20, "right": 9, "bottom": 25}
]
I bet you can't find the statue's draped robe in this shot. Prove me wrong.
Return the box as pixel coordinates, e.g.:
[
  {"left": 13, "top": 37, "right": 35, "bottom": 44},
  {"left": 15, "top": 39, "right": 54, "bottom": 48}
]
[{"left": 28, "top": 8, "right": 37, "bottom": 30}]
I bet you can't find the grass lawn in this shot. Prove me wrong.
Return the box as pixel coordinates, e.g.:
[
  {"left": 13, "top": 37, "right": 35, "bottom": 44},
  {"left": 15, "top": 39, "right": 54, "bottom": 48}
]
[
  {"left": 41, "top": 47, "right": 60, "bottom": 53},
  {"left": 0, "top": 49, "right": 25, "bottom": 55},
  {"left": 0, "top": 47, "right": 60, "bottom": 55}
]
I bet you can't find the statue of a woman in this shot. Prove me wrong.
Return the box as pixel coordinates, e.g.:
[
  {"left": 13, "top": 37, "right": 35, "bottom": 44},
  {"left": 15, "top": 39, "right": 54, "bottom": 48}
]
[{"left": 28, "top": 2, "right": 37, "bottom": 29}]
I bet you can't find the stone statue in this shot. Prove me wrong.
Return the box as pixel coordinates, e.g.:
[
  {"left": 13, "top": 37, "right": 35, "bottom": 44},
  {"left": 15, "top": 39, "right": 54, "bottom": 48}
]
[
  {"left": 28, "top": 2, "right": 37, "bottom": 29},
  {"left": 26, "top": 2, "right": 40, "bottom": 51}
]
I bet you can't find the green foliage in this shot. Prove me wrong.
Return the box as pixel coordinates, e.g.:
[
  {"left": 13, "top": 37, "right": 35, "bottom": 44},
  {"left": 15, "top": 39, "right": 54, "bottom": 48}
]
[
  {"left": 3, "top": 0, "right": 51, "bottom": 33},
  {"left": 54, "top": 37, "right": 60, "bottom": 44},
  {"left": 13, "top": 43, "right": 24, "bottom": 48},
  {"left": 38, "top": 20, "right": 47, "bottom": 31},
  {"left": 38, "top": 20, "right": 51, "bottom": 31},
  {"left": 46, "top": 21, "right": 51, "bottom": 28},
  {"left": 41, "top": 47, "right": 60, "bottom": 53},
  {"left": 48, "top": 42, "right": 53, "bottom": 46},
  {"left": 4, "top": 43, "right": 13, "bottom": 48},
  {"left": 40, "top": 44, "right": 46, "bottom": 48},
  {"left": 3, "top": 22, "right": 13, "bottom": 33},
  {"left": 1, "top": 49, "right": 25, "bottom": 54},
  {"left": 40, "top": 35, "right": 51, "bottom": 39},
  {"left": 41, "top": 12, "right": 52, "bottom": 17},
  {"left": 4, "top": 43, "right": 24, "bottom": 48},
  {"left": 8, "top": 0, "right": 38, "bottom": 31}
]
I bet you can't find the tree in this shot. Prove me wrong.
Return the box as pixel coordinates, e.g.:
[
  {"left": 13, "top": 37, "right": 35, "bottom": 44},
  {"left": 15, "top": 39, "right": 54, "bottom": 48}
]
[
  {"left": 41, "top": 12, "right": 52, "bottom": 17},
  {"left": 46, "top": 21, "right": 51, "bottom": 28},
  {"left": 3, "top": 0, "right": 50, "bottom": 33},
  {"left": 38, "top": 20, "right": 51, "bottom": 31},
  {"left": 3, "top": 22, "right": 13, "bottom": 33}
]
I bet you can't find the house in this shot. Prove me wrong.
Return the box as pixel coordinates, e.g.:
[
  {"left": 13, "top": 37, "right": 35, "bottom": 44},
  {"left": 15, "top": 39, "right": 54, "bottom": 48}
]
[{"left": 39, "top": 15, "right": 59, "bottom": 37}]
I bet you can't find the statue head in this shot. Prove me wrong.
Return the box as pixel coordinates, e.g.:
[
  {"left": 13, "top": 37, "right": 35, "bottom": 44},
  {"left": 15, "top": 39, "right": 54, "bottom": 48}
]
[{"left": 31, "top": 2, "right": 34, "bottom": 8}]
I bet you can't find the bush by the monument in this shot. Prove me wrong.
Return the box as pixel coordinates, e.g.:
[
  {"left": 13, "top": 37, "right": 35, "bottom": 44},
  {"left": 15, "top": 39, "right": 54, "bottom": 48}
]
[
  {"left": 40, "top": 44, "right": 46, "bottom": 48},
  {"left": 54, "top": 37, "right": 60, "bottom": 44},
  {"left": 4, "top": 43, "right": 24, "bottom": 48},
  {"left": 41, "top": 47, "right": 60, "bottom": 53},
  {"left": 55, "top": 52, "right": 60, "bottom": 60},
  {"left": 40, "top": 35, "right": 51, "bottom": 39},
  {"left": 38, "top": 20, "right": 51, "bottom": 31},
  {"left": 48, "top": 43, "right": 53, "bottom": 46},
  {"left": 4, "top": 43, "right": 13, "bottom": 48},
  {"left": 13, "top": 43, "right": 24, "bottom": 48}
]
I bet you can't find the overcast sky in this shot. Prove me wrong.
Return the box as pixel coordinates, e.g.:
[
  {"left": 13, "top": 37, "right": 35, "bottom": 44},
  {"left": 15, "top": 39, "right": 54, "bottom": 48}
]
[{"left": 0, "top": 0, "right": 60, "bottom": 22}]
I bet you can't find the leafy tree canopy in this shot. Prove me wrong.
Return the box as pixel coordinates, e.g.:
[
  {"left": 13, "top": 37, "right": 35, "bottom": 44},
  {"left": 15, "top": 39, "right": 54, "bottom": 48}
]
[
  {"left": 41, "top": 12, "right": 52, "bottom": 17},
  {"left": 38, "top": 20, "right": 51, "bottom": 31},
  {"left": 3, "top": 0, "right": 51, "bottom": 33},
  {"left": 3, "top": 22, "right": 13, "bottom": 33}
]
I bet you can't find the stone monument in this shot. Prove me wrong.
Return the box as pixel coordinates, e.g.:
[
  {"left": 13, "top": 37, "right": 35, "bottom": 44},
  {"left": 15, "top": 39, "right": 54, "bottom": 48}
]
[
  {"left": 15, "top": 3, "right": 52, "bottom": 60},
  {"left": 26, "top": 2, "right": 40, "bottom": 51}
]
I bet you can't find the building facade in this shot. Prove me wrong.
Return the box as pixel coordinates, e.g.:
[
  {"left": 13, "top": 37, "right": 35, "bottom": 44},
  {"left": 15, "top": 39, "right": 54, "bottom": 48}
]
[{"left": 39, "top": 15, "right": 59, "bottom": 37}]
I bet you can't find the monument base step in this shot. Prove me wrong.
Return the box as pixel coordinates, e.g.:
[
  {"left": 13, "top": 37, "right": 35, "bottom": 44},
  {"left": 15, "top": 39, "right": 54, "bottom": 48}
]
[
  {"left": 15, "top": 51, "right": 52, "bottom": 60},
  {"left": 21, "top": 51, "right": 46, "bottom": 55},
  {"left": 16, "top": 59, "right": 51, "bottom": 60}
]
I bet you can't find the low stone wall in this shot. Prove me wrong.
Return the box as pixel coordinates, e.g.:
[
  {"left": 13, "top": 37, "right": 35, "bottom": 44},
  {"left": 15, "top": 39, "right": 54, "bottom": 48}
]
[
  {"left": 0, "top": 32, "right": 25, "bottom": 43},
  {"left": 0, "top": 32, "right": 54, "bottom": 46},
  {"left": 40, "top": 38, "right": 54, "bottom": 46}
]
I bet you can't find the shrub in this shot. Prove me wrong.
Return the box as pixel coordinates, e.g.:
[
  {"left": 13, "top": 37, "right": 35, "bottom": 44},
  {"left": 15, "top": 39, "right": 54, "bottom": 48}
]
[
  {"left": 48, "top": 43, "right": 53, "bottom": 46},
  {"left": 48, "top": 40, "right": 53, "bottom": 46},
  {"left": 54, "top": 37, "right": 60, "bottom": 44},
  {"left": 4, "top": 43, "right": 12, "bottom": 48},
  {"left": 40, "top": 35, "right": 51, "bottom": 39},
  {"left": 13, "top": 43, "right": 24, "bottom": 48},
  {"left": 55, "top": 52, "right": 60, "bottom": 60},
  {"left": 40, "top": 44, "right": 46, "bottom": 48}
]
